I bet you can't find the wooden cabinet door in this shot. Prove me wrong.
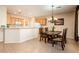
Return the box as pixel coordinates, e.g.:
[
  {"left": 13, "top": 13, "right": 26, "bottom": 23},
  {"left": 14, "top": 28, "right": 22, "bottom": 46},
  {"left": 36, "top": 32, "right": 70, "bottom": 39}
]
[{"left": 36, "top": 17, "right": 47, "bottom": 25}]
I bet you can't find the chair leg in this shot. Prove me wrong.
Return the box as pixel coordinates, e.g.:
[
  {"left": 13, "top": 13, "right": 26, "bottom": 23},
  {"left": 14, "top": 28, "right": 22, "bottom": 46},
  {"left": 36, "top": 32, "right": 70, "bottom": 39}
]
[
  {"left": 52, "top": 41, "right": 54, "bottom": 47},
  {"left": 47, "top": 38, "right": 49, "bottom": 43},
  {"left": 65, "top": 40, "right": 67, "bottom": 44},
  {"left": 47, "top": 37, "right": 50, "bottom": 43},
  {"left": 45, "top": 38, "right": 46, "bottom": 43},
  {"left": 61, "top": 42, "right": 65, "bottom": 50},
  {"left": 40, "top": 36, "right": 41, "bottom": 41},
  {"left": 40, "top": 36, "right": 43, "bottom": 41},
  {"left": 62, "top": 46, "right": 64, "bottom": 50},
  {"left": 62, "top": 45, "right": 64, "bottom": 50},
  {"left": 63, "top": 44, "right": 65, "bottom": 47},
  {"left": 41, "top": 38, "right": 43, "bottom": 41}
]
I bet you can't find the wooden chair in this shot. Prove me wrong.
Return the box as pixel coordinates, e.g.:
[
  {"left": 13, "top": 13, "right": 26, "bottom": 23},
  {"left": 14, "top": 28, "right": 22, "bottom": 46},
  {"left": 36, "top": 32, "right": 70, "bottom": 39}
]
[
  {"left": 45, "top": 27, "right": 48, "bottom": 32},
  {"left": 39, "top": 28, "right": 43, "bottom": 41},
  {"left": 52, "top": 28, "right": 67, "bottom": 50},
  {"left": 44, "top": 27, "right": 48, "bottom": 43},
  {"left": 39, "top": 27, "right": 48, "bottom": 43}
]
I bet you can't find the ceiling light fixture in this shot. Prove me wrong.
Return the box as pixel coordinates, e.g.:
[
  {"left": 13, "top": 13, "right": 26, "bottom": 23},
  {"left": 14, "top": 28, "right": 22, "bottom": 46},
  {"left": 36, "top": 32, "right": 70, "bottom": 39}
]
[
  {"left": 48, "top": 5, "right": 54, "bottom": 22},
  {"left": 56, "top": 6, "right": 61, "bottom": 8},
  {"left": 53, "top": 5, "right": 61, "bottom": 8},
  {"left": 18, "top": 9, "right": 22, "bottom": 12},
  {"left": 14, "top": 12, "right": 17, "bottom": 14},
  {"left": 18, "top": 9, "right": 22, "bottom": 14},
  {"left": 48, "top": 5, "right": 58, "bottom": 32}
]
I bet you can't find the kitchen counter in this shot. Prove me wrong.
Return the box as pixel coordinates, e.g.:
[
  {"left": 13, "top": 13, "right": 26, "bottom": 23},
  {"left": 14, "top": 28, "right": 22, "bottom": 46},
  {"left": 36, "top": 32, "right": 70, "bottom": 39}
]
[
  {"left": 0, "top": 27, "right": 39, "bottom": 43},
  {"left": 0, "top": 27, "right": 40, "bottom": 29}
]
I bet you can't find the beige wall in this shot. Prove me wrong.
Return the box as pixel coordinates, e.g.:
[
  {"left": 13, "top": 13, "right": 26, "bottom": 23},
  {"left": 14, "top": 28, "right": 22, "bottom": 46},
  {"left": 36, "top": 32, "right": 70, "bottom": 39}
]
[
  {"left": 47, "top": 12, "right": 75, "bottom": 39},
  {"left": 0, "top": 6, "right": 7, "bottom": 42},
  {"left": 0, "top": 6, "right": 7, "bottom": 26}
]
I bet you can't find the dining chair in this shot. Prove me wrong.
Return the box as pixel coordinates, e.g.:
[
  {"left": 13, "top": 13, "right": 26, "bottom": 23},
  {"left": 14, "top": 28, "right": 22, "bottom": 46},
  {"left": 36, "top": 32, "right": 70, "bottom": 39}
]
[
  {"left": 52, "top": 28, "right": 67, "bottom": 50},
  {"left": 44, "top": 27, "right": 49, "bottom": 43},
  {"left": 39, "top": 27, "right": 48, "bottom": 43},
  {"left": 45, "top": 27, "right": 48, "bottom": 32},
  {"left": 39, "top": 28, "right": 44, "bottom": 41}
]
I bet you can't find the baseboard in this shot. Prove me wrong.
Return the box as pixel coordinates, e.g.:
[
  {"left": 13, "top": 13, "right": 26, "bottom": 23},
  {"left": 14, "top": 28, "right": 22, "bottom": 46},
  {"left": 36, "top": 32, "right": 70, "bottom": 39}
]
[{"left": 4, "top": 41, "right": 19, "bottom": 43}]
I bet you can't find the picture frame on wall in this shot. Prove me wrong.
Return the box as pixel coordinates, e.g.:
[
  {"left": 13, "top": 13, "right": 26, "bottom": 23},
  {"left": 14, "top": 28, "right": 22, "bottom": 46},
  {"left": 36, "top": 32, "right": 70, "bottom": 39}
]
[{"left": 55, "top": 18, "right": 64, "bottom": 25}]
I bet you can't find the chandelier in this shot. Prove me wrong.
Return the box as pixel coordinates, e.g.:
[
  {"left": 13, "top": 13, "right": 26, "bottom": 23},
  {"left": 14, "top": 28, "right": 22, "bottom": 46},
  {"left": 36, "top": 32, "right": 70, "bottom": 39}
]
[
  {"left": 48, "top": 5, "right": 57, "bottom": 23},
  {"left": 48, "top": 5, "right": 58, "bottom": 32}
]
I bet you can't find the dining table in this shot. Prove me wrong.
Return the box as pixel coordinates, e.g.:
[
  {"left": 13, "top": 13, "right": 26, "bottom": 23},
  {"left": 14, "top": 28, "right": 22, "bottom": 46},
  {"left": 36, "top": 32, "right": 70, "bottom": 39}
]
[
  {"left": 44, "top": 31, "right": 62, "bottom": 43},
  {"left": 45, "top": 31, "right": 61, "bottom": 35}
]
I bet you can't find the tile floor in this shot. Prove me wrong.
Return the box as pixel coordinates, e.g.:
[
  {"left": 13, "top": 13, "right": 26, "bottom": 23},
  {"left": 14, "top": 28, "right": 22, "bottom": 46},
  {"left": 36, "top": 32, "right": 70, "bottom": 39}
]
[{"left": 0, "top": 38, "right": 79, "bottom": 53}]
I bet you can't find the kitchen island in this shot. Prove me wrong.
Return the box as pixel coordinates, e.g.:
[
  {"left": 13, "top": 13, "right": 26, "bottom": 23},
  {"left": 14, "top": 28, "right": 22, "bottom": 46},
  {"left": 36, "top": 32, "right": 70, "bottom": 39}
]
[{"left": 0, "top": 28, "right": 39, "bottom": 43}]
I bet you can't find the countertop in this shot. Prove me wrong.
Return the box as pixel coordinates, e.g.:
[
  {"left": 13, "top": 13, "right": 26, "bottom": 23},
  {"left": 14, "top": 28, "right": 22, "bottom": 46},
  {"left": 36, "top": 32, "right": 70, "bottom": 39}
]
[{"left": 0, "top": 27, "right": 40, "bottom": 29}]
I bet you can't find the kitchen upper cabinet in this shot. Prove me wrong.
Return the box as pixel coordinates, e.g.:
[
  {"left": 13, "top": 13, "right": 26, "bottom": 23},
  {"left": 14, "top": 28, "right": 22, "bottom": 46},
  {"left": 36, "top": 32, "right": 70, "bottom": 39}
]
[
  {"left": 36, "top": 17, "right": 47, "bottom": 26},
  {"left": 7, "top": 14, "right": 28, "bottom": 26}
]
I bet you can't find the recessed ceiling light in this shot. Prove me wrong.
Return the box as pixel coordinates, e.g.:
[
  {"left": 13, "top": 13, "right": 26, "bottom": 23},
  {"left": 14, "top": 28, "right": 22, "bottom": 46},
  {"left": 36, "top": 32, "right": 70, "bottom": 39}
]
[
  {"left": 14, "top": 12, "right": 17, "bottom": 14},
  {"left": 53, "top": 5, "right": 61, "bottom": 8},
  {"left": 52, "top": 5, "right": 54, "bottom": 7},
  {"left": 56, "top": 6, "right": 61, "bottom": 8},
  {"left": 18, "top": 9, "right": 22, "bottom": 13}
]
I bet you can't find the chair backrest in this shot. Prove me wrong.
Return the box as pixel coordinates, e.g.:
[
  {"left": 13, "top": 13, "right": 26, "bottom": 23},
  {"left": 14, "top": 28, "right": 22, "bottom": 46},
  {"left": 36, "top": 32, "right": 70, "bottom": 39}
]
[
  {"left": 62, "top": 28, "right": 67, "bottom": 42},
  {"left": 39, "top": 28, "right": 43, "bottom": 34},
  {"left": 45, "top": 27, "right": 48, "bottom": 32}
]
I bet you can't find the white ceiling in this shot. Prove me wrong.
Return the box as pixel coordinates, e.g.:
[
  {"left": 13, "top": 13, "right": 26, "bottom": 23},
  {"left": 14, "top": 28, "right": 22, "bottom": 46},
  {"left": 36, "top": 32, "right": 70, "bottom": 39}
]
[{"left": 6, "top": 5, "right": 76, "bottom": 17}]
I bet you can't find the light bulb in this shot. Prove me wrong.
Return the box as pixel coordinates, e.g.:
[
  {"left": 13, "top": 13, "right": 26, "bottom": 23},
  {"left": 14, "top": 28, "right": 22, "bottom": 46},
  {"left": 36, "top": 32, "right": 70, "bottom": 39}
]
[{"left": 54, "top": 18, "right": 57, "bottom": 20}]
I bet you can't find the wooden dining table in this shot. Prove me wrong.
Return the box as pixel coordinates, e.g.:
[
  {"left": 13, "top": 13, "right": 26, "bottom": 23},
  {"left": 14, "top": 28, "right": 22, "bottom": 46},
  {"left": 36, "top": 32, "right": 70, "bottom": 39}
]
[
  {"left": 45, "top": 31, "right": 61, "bottom": 35},
  {"left": 44, "top": 31, "right": 61, "bottom": 43}
]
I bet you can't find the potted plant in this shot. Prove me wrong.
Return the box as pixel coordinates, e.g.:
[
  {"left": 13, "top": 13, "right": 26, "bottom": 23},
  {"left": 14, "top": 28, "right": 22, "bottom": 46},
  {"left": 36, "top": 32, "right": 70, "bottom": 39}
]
[{"left": 1, "top": 25, "right": 6, "bottom": 28}]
